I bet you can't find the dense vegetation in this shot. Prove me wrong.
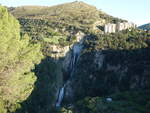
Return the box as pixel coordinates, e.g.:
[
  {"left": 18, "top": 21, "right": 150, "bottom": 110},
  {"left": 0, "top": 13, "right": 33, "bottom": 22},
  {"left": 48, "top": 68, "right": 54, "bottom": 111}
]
[
  {"left": 74, "top": 90, "right": 150, "bottom": 113},
  {"left": 9, "top": 1, "right": 125, "bottom": 45},
  {"left": 0, "top": 6, "right": 43, "bottom": 113},
  {"left": 9, "top": 1, "right": 100, "bottom": 33},
  {"left": 84, "top": 29, "right": 150, "bottom": 50},
  {"left": 14, "top": 57, "right": 64, "bottom": 113},
  {"left": 0, "top": 1, "right": 149, "bottom": 113},
  {"left": 60, "top": 29, "right": 150, "bottom": 113},
  {"left": 60, "top": 90, "right": 150, "bottom": 113},
  {"left": 72, "top": 29, "right": 150, "bottom": 98}
]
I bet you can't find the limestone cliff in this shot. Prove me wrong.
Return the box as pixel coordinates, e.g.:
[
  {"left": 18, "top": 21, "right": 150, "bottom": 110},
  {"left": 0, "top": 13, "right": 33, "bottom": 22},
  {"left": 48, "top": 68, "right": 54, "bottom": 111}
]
[{"left": 63, "top": 30, "right": 150, "bottom": 103}]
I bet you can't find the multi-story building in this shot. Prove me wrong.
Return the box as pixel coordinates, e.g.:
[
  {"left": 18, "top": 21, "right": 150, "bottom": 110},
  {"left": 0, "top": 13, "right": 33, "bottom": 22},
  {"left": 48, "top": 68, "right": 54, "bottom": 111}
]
[
  {"left": 104, "top": 23, "right": 116, "bottom": 33},
  {"left": 116, "top": 22, "right": 125, "bottom": 31},
  {"left": 104, "top": 22, "right": 136, "bottom": 33}
]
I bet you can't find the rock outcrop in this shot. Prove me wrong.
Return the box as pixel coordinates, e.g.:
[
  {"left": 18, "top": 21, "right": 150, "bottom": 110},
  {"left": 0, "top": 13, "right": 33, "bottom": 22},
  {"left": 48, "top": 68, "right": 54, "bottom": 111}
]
[{"left": 65, "top": 48, "right": 150, "bottom": 101}]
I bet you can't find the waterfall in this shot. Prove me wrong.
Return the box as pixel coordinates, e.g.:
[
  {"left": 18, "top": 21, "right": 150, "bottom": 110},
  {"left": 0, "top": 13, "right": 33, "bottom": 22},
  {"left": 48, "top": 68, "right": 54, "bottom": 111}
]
[
  {"left": 55, "top": 86, "right": 65, "bottom": 107},
  {"left": 70, "top": 54, "right": 75, "bottom": 71},
  {"left": 55, "top": 44, "right": 83, "bottom": 107},
  {"left": 70, "top": 54, "right": 77, "bottom": 77}
]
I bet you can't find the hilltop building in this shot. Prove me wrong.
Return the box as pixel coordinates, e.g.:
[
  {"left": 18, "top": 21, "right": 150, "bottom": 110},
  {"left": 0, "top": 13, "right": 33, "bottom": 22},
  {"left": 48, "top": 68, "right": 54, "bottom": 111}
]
[
  {"left": 104, "top": 22, "right": 136, "bottom": 33},
  {"left": 104, "top": 23, "right": 116, "bottom": 33}
]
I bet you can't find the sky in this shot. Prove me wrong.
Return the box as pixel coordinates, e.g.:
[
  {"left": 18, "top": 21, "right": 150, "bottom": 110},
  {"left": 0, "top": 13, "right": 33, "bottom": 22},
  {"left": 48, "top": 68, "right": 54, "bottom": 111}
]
[{"left": 0, "top": 0, "right": 149, "bottom": 26}]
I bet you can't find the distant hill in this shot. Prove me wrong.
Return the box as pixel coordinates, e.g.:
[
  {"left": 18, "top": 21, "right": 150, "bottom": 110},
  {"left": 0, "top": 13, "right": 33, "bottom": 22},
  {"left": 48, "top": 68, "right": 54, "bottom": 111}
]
[
  {"left": 138, "top": 23, "right": 150, "bottom": 30},
  {"left": 8, "top": 1, "right": 126, "bottom": 44},
  {"left": 9, "top": 1, "right": 125, "bottom": 32},
  {"left": 10, "top": 1, "right": 102, "bottom": 27},
  {"left": 2, "top": 2, "right": 150, "bottom": 113}
]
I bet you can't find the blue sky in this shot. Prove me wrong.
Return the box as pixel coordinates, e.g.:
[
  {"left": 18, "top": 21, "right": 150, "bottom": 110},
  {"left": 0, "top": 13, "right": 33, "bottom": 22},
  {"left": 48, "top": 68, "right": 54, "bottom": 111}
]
[{"left": 0, "top": 0, "right": 149, "bottom": 26}]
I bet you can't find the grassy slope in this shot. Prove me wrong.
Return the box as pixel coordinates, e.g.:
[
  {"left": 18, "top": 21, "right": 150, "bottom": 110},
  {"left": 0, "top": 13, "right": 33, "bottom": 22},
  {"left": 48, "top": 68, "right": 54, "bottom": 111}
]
[
  {"left": 10, "top": 1, "right": 100, "bottom": 27},
  {"left": 9, "top": 1, "right": 125, "bottom": 33},
  {"left": 9, "top": 1, "right": 126, "bottom": 49}
]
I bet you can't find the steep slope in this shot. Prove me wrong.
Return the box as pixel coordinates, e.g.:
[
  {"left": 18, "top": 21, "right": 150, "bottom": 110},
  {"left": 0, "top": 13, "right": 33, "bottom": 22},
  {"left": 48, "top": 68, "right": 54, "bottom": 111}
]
[
  {"left": 66, "top": 29, "right": 150, "bottom": 98},
  {"left": 61, "top": 29, "right": 150, "bottom": 113},
  {"left": 9, "top": 1, "right": 125, "bottom": 43},
  {"left": 10, "top": 1, "right": 101, "bottom": 31},
  {"left": 10, "top": 1, "right": 99, "bottom": 19},
  {"left": 6, "top": 2, "right": 150, "bottom": 113}
]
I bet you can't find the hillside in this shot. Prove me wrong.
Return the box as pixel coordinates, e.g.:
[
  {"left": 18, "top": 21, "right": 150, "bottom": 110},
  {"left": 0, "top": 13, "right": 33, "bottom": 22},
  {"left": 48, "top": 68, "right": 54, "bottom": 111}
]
[
  {"left": 10, "top": 1, "right": 101, "bottom": 30},
  {"left": 9, "top": 1, "right": 125, "bottom": 43},
  {"left": 139, "top": 23, "right": 150, "bottom": 31},
  {"left": 0, "top": 1, "right": 149, "bottom": 113},
  {"left": 9, "top": 1, "right": 119, "bottom": 24}
]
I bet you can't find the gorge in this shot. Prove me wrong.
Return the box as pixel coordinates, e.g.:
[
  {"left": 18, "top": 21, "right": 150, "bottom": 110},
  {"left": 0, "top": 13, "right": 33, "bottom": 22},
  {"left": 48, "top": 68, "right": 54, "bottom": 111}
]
[
  {"left": 56, "top": 33, "right": 84, "bottom": 107},
  {"left": 0, "top": 1, "right": 150, "bottom": 113}
]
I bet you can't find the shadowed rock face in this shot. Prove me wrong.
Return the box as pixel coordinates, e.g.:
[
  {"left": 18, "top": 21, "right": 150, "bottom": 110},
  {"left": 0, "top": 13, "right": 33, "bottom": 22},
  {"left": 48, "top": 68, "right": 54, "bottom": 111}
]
[
  {"left": 65, "top": 48, "right": 150, "bottom": 101},
  {"left": 55, "top": 36, "right": 84, "bottom": 106},
  {"left": 5, "top": 1, "right": 149, "bottom": 113}
]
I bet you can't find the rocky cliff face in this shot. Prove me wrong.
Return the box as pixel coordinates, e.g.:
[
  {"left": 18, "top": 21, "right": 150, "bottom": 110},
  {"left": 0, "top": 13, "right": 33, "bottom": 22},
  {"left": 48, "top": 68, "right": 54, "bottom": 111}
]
[
  {"left": 15, "top": 29, "right": 150, "bottom": 113},
  {"left": 45, "top": 30, "right": 150, "bottom": 107},
  {"left": 64, "top": 47, "right": 150, "bottom": 102},
  {"left": 3, "top": 1, "right": 149, "bottom": 113},
  {"left": 49, "top": 45, "right": 70, "bottom": 58},
  {"left": 43, "top": 31, "right": 86, "bottom": 107}
]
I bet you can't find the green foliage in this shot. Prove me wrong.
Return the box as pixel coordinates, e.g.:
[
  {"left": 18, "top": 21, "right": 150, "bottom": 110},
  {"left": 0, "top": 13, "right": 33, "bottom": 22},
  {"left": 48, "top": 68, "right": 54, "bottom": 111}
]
[
  {"left": 44, "top": 36, "right": 68, "bottom": 45},
  {"left": 18, "top": 18, "right": 63, "bottom": 42},
  {"left": 0, "top": 6, "right": 43, "bottom": 112},
  {"left": 84, "top": 29, "right": 150, "bottom": 51},
  {"left": 8, "top": 1, "right": 126, "bottom": 59},
  {"left": 75, "top": 90, "right": 150, "bottom": 113},
  {"left": 60, "top": 107, "right": 73, "bottom": 113},
  {"left": 9, "top": 1, "right": 125, "bottom": 42},
  {"left": 0, "top": 100, "right": 6, "bottom": 113},
  {"left": 71, "top": 29, "right": 150, "bottom": 101},
  {"left": 10, "top": 1, "right": 100, "bottom": 29},
  {"left": 15, "top": 57, "right": 64, "bottom": 113},
  {"left": 5, "top": 2, "right": 150, "bottom": 113}
]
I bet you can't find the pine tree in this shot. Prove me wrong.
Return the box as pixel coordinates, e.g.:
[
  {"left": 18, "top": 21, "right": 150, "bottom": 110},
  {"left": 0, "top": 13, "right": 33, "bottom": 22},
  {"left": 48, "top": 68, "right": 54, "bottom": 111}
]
[{"left": 0, "top": 6, "right": 43, "bottom": 112}]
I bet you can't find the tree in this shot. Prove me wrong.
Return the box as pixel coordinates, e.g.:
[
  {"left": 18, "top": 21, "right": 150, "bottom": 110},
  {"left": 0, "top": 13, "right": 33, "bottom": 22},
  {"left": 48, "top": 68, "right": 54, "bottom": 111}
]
[{"left": 0, "top": 6, "right": 43, "bottom": 112}]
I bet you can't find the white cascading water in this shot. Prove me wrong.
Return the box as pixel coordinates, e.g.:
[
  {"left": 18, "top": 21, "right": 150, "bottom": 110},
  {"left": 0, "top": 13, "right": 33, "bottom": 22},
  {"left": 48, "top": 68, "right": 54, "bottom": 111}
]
[
  {"left": 55, "top": 44, "right": 83, "bottom": 107},
  {"left": 55, "top": 86, "right": 65, "bottom": 107}
]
